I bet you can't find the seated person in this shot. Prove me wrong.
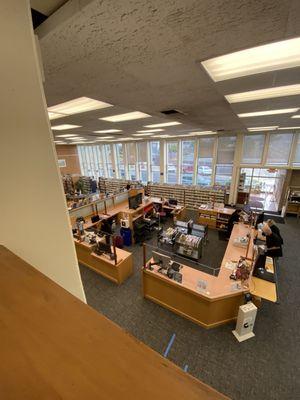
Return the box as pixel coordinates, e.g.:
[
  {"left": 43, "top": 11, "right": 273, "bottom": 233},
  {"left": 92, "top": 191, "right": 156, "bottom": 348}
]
[
  {"left": 262, "top": 224, "right": 282, "bottom": 258},
  {"left": 227, "top": 209, "right": 242, "bottom": 238},
  {"left": 266, "top": 219, "right": 283, "bottom": 245}
]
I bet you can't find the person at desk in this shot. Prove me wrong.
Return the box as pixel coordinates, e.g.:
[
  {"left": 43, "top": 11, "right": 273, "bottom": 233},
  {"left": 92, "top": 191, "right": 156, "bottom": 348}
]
[
  {"left": 226, "top": 209, "right": 242, "bottom": 238},
  {"left": 266, "top": 219, "right": 283, "bottom": 245},
  {"left": 262, "top": 224, "right": 283, "bottom": 258}
]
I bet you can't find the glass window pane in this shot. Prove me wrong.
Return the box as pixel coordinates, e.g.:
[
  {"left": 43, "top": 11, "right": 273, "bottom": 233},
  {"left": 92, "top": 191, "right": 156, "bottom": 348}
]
[
  {"left": 292, "top": 134, "right": 300, "bottom": 166},
  {"left": 126, "top": 143, "right": 136, "bottom": 164},
  {"left": 197, "top": 138, "right": 214, "bottom": 186},
  {"left": 128, "top": 164, "right": 137, "bottom": 180},
  {"left": 150, "top": 141, "right": 160, "bottom": 182},
  {"left": 115, "top": 143, "right": 125, "bottom": 178},
  {"left": 242, "top": 134, "right": 265, "bottom": 164},
  {"left": 167, "top": 142, "right": 178, "bottom": 183},
  {"left": 137, "top": 142, "right": 148, "bottom": 162},
  {"left": 77, "top": 145, "right": 104, "bottom": 179},
  {"left": 217, "top": 136, "right": 236, "bottom": 164},
  {"left": 181, "top": 141, "right": 195, "bottom": 185},
  {"left": 266, "top": 133, "right": 293, "bottom": 165},
  {"left": 215, "top": 165, "right": 233, "bottom": 187}
]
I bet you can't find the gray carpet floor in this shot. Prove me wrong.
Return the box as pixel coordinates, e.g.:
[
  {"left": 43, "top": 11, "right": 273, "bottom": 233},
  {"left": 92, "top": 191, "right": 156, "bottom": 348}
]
[{"left": 79, "top": 217, "right": 300, "bottom": 400}]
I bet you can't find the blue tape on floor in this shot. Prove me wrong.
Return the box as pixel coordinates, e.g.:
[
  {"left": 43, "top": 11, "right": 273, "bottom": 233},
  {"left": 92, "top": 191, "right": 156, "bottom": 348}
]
[
  {"left": 183, "top": 364, "right": 189, "bottom": 372},
  {"left": 163, "top": 333, "right": 176, "bottom": 358}
]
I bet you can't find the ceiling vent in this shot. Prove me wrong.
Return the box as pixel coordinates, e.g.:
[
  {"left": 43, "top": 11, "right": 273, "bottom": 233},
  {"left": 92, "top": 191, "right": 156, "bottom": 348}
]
[{"left": 160, "top": 109, "right": 184, "bottom": 115}]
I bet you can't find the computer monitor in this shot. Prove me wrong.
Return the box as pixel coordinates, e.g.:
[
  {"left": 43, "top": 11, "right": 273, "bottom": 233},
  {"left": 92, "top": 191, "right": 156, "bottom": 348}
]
[
  {"left": 169, "top": 198, "right": 178, "bottom": 206},
  {"left": 97, "top": 241, "right": 112, "bottom": 255},
  {"left": 128, "top": 193, "right": 143, "bottom": 209},
  {"left": 152, "top": 251, "right": 171, "bottom": 270}
]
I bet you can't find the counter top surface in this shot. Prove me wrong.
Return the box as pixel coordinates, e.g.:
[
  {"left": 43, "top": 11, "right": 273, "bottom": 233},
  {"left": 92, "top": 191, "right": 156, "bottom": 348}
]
[{"left": 145, "top": 223, "right": 254, "bottom": 300}]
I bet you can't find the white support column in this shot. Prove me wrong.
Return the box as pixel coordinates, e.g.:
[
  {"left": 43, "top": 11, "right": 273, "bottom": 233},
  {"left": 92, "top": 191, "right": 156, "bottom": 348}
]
[
  {"left": 0, "top": 1, "right": 85, "bottom": 302},
  {"left": 193, "top": 139, "right": 199, "bottom": 185},
  {"left": 160, "top": 140, "right": 165, "bottom": 183}
]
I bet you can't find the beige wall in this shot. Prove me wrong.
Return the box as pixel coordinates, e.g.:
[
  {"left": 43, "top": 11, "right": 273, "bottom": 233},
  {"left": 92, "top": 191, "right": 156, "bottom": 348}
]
[
  {"left": 0, "top": 1, "right": 86, "bottom": 302},
  {"left": 290, "top": 170, "right": 300, "bottom": 186},
  {"left": 56, "top": 145, "right": 81, "bottom": 175}
]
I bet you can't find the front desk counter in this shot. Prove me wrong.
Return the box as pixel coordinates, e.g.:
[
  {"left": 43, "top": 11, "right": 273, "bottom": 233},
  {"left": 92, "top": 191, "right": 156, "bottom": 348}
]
[
  {"left": 142, "top": 223, "right": 277, "bottom": 328},
  {"left": 75, "top": 239, "right": 133, "bottom": 285}
]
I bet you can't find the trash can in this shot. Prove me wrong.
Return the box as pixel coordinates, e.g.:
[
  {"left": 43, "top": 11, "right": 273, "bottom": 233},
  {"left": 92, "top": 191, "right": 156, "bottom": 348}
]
[{"left": 120, "top": 227, "right": 132, "bottom": 246}]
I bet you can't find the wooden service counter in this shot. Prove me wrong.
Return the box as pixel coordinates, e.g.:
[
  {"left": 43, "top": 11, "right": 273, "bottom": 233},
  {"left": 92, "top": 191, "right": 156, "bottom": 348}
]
[
  {"left": 75, "top": 239, "right": 133, "bottom": 284},
  {"left": 0, "top": 245, "right": 228, "bottom": 400},
  {"left": 142, "top": 223, "right": 256, "bottom": 329}
]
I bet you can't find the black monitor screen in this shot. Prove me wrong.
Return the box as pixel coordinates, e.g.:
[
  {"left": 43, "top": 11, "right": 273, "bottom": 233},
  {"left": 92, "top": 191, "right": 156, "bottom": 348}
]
[
  {"left": 128, "top": 193, "right": 143, "bottom": 209},
  {"left": 169, "top": 198, "right": 178, "bottom": 206}
]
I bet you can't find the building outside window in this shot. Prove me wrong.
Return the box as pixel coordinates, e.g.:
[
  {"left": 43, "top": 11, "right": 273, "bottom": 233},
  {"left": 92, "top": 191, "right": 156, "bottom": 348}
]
[
  {"left": 215, "top": 136, "right": 236, "bottom": 187},
  {"left": 103, "top": 144, "right": 114, "bottom": 178},
  {"left": 137, "top": 142, "right": 148, "bottom": 183},
  {"left": 115, "top": 143, "right": 125, "bottom": 178},
  {"left": 293, "top": 133, "right": 300, "bottom": 167},
  {"left": 78, "top": 145, "right": 105, "bottom": 178},
  {"left": 266, "top": 133, "right": 293, "bottom": 165},
  {"left": 126, "top": 142, "right": 137, "bottom": 180},
  {"left": 197, "top": 138, "right": 214, "bottom": 186},
  {"left": 242, "top": 134, "right": 265, "bottom": 164},
  {"left": 166, "top": 141, "right": 178, "bottom": 184},
  {"left": 181, "top": 140, "right": 195, "bottom": 185},
  {"left": 150, "top": 141, "right": 160, "bottom": 182}
]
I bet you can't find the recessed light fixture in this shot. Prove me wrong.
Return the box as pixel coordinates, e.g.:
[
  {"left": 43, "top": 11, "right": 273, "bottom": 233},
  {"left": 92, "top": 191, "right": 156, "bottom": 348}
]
[
  {"left": 68, "top": 137, "right": 86, "bottom": 141},
  {"left": 54, "top": 140, "right": 65, "bottom": 144},
  {"left": 238, "top": 108, "right": 299, "bottom": 118},
  {"left": 291, "top": 115, "right": 300, "bottom": 119},
  {"left": 136, "top": 129, "right": 164, "bottom": 133},
  {"left": 52, "top": 124, "right": 82, "bottom": 130},
  {"left": 144, "top": 121, "right": 181, "bottom": 128},
  {"left": 96, "top": 136, "right": 114, "bottom": 139},
  {"left": 225, "top": 84, "right": 300, "bottom": 103},
  {"left": 93, "top": 129, "right": 122, "bottom": 133},
  {"left": 278, "top": 126, "right": 300, "bottom": 130},
  {"left": 201, "top": 37, "right": 300, "bottom": 82},
  {"left": 56, "top": 134, "right": 79, "bottom": 138},
  {"left": 133, "top": 133, "right": 153, "bottom": 136},
  {"left": 100, "top": 111, "right": 151, "bottom": 122},
  {"left": 48, "top": 112, "right": 66, "bottom": 120},
  {"left": 247, "top": 126, "right": 278, "bottom": 131},
  {"left": 188, "top": 131, "right": 217, "bottom": 136},
  {"left": 48, "top": 97, "right": 112, "bottom": 115},
  {"left": 151, "top": 134, "right": 172, "bottom": 138}
]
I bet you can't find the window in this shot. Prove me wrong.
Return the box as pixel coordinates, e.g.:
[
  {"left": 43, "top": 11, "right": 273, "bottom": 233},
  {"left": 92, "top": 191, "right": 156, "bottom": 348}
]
[
  {"left": 137, "top": 142, "right": 148, "bottom": 183},
  {"left": 126, "top": 142, "right": 137, "bottom": 180},
  {"left": 180, "top": 141, "right": 195, "bottom": 185},
  {"left": 266, "top": 133, "right": 293, "bottom": 165},
  {"left": 103, "top": 144, "right": 114, "bottom": 178},
  {"left": 242, "top": 134, "right": 265, "bottom": 164},
  {"left": 115, "top": 143, "right": 125, "bottom": 178},
  {"left": 166, "top": 142, "right": 178, "bottom": 184},
  {"left": 215, "top": 136, "right": 236, "bottom": 187},
  {"left": 78, "top": 145, "right": 104, "bottom": 178},
  {"left": 293, "top": 134, "right": 300, "bottom": 166},
  {"left": 197, "top": 138, "right": 214, "bottom": 186},
  {"left": 150, "top": 141, "right": 160, "bottom": 182}
]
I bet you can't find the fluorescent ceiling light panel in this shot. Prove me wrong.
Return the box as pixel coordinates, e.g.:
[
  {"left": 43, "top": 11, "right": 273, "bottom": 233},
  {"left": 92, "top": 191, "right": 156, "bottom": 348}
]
[
  {"left": 100, "top": 111, "right": 151, "bottom": 122},
  {"left": 52, "top": 124, "right": 81, "bottom": 130},
  {"left": 54, "top": 141, "right": 65, "bottom": 143},
  {"left": 93, "top": 129, "right": 122, "bottom": 133},
  {"left": 133, "top": 133, "right": 153, "bottom": 136},
  {"left": 278, "top": 126, "right": 300, "bottom": 129},
  {"left": 291, "top": 115, "right": 300, "bottom": 118},
  {"left": 48, "top": 112, "right": 66, "bottom": 120},
  {"left": 56, "top": 134, "right": 79, "bottom": 138},
  {"left": 136, "top": 129, "right": 164, "bottom": 133},
  {"left": 238, "top": 108, "right": 299, "bottom": 118},
  {"left": 151, "top": 134, "right": 172, "bottom": 138},
  {"left": 188, "top": 131, "right": 216, "bottom": 136},
  {"left": 225, "top": 84, "right": 300, "bottom": 103},
  {"left": 96, "top": 136, "right": 114, "bottom": 139},
  {"left": 48, "top": 97, "right": 112, "bottom": 115},
  {"left": 144, "top": 121, "right": 181, "bottom": 128},
  {"left": 247, "top": 126, "right": 278, "bottom": 131},
  {"left": 202, "top": 37, "right": 300, "bottom": 82}
]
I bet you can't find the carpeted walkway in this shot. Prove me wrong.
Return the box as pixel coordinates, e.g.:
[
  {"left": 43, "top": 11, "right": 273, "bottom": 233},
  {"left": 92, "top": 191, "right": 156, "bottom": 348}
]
[{"left": 80, "top": 217, "right": 300, "bottom": 400}]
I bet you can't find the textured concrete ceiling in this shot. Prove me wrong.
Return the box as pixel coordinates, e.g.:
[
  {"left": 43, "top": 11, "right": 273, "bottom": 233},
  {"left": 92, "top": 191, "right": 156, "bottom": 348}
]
[{"left": 36, "top": 0, "right": 300, "bottom": 140}]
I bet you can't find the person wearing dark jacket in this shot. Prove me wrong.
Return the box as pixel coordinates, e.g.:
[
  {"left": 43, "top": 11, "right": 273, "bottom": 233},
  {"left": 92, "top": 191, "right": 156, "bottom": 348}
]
[
  {"left": 267, "top": 219, "right": 283, "bottom": 245},
  {"left": 262, "top": 224, "right": 283, "bottom": 258},
  {"left": 227, "top": 209, "right": 242, "bottom": 238}
]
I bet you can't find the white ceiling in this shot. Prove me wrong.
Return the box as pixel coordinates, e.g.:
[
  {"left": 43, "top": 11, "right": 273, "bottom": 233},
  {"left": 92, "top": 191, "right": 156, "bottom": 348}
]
[{"left": 36, "top": 0, "right": 300, "bottom": 141}]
